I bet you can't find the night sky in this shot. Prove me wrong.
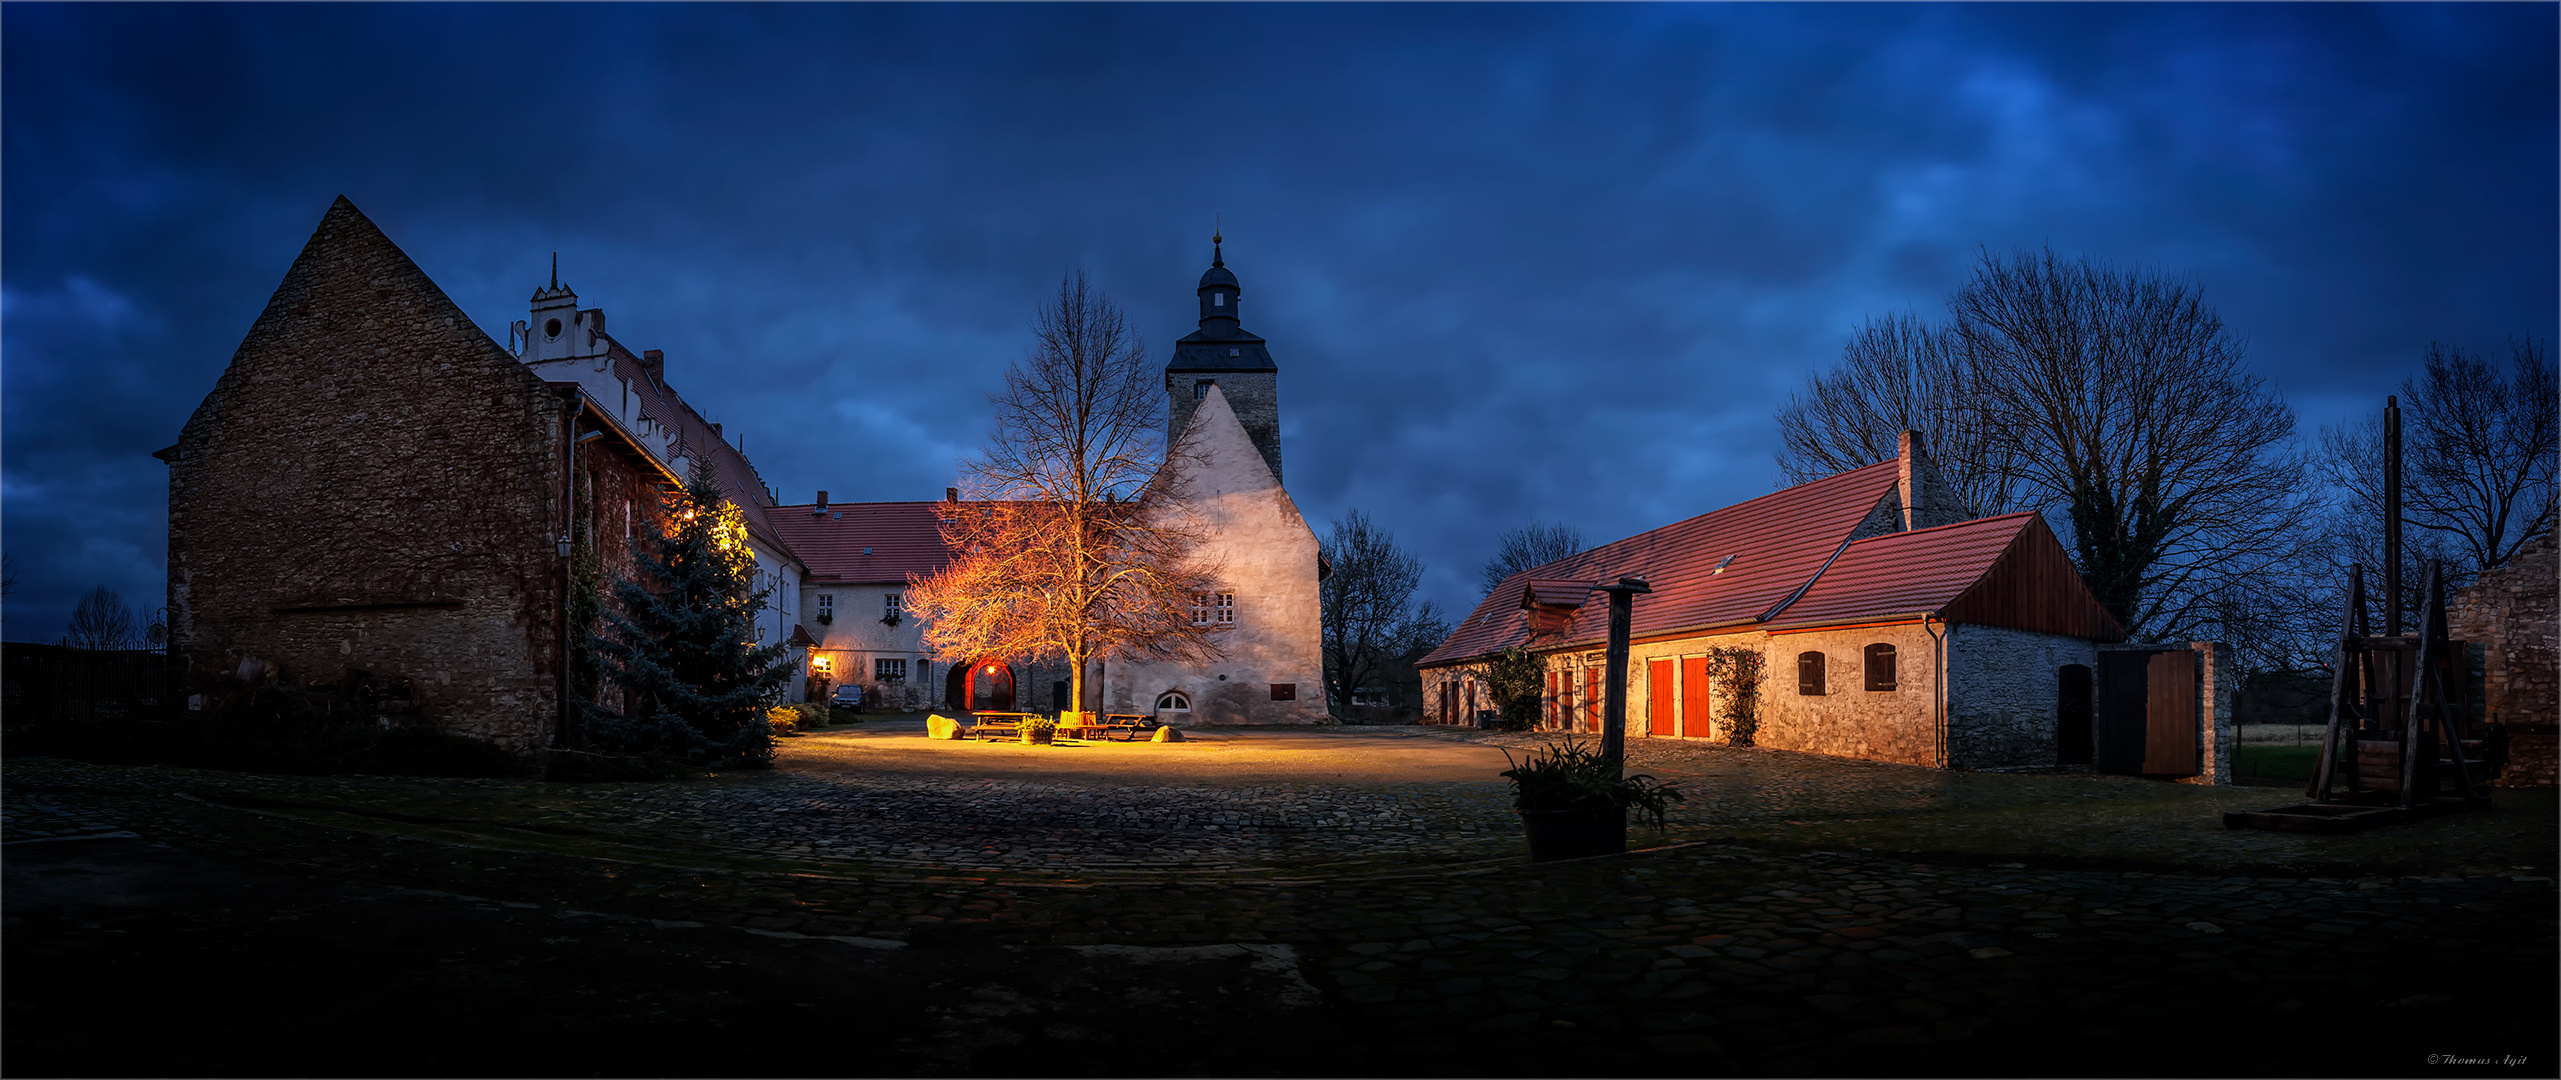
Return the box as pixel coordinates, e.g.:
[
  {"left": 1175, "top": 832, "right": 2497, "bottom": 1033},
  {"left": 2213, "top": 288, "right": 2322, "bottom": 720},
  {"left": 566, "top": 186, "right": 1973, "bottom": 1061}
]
[{"left": 4, "top": 3, "right": 2554, "bottom": 642}]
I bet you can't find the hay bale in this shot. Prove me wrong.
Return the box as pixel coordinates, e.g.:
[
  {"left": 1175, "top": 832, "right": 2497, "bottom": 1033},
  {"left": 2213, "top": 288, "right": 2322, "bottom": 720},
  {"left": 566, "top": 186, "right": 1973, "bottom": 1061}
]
[{"left": 927, "top": 714, "right": 965, "bottom": 740}]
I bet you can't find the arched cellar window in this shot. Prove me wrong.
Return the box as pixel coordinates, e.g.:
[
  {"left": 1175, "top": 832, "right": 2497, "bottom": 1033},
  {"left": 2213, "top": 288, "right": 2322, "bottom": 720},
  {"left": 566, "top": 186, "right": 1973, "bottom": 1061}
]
[
  {"left": 1797, "top": 651, "right": 1826, "bottom": 696},
  {"left": 1864, "top": 643, "right": 1896, "bottom": 691},
  {"left": 1155, "top": 692, "right": 1192, "bottom": 715}
]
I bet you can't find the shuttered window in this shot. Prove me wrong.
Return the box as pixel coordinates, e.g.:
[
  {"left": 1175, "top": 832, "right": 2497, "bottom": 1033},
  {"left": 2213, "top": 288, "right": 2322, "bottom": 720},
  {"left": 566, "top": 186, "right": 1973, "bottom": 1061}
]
[
  {"left": 1865, "top": 643, "right": 1896, "bottom": 691},
  {"left": 1798, "top": 651, "right": 1826, "bottom": 696}
]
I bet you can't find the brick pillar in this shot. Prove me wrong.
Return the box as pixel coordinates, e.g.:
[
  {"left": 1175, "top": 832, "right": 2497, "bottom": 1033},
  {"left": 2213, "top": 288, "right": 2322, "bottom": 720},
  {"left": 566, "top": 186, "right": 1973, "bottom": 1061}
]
[{"left": 2179, "top": 641, "right": 2235, "bottom": 786}]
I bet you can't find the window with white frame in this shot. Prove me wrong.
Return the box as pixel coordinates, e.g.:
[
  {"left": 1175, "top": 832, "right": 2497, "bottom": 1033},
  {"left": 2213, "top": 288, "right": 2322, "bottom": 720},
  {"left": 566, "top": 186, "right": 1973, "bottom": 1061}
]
[
  {"left": 1191, "top": 591, "right": 1236, "bottom": 626},
  {"left": 876, "top": 658, "right": 907, "bottom": 682},
  {"left": 1155, "top": 691, "right": 1191, "bottom": 713},
  {"left": 883, "top": 592, "right": 904, "bottom": 624},
  {"left": 816, "top": 593, "right": 833, "bottom": 623}
]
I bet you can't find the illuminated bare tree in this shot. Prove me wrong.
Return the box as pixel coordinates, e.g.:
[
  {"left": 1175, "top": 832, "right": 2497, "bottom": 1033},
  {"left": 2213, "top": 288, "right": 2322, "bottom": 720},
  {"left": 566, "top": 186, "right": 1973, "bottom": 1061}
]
[
  {"left": 1478, "top": 520, "right": 1588, "bottom": 594},
  {"left": 907, "top": 271, "right": 1221, "bottom": 712}
]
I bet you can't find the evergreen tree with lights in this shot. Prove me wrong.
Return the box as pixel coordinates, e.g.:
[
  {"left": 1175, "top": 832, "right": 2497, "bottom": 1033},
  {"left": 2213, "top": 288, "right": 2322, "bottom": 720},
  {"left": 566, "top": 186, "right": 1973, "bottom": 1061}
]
[{"left": 588, "top": 457, "right": 790, "bottom": 769}]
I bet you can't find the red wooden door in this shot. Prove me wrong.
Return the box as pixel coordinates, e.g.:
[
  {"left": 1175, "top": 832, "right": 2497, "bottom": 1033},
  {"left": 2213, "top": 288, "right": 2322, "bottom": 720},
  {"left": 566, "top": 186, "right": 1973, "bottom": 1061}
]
[
  {"left": 1681, "top": 656, "right": 1712, "bottom": 738},
  {"left": 1585, "top": 669, "right": 1603, "bottom": 733},
  {"left": 1647, "top": 659, "right": 1675, "bottom": 735},
  {"left": 1545, "top": 671, "right": 1559, "bottom": 729}
]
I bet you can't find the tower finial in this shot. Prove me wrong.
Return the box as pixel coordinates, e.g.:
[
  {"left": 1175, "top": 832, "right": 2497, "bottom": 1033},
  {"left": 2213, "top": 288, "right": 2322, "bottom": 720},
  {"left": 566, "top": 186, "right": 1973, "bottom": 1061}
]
[
  {"left": 1212, "top": 214, "right": 1223, "bottom": 267},
  {"left": 550, "top": 253, "right": 558, "bottom": 290}
]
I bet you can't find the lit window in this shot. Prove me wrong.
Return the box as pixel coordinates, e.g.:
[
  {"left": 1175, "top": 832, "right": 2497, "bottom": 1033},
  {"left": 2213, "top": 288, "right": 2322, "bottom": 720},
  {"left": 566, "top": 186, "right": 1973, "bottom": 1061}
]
[
  {"left": 816, "top": 594, "right": 833, "bottom": 623},
  {"left": 875, "top": 658, "right": 908, "bottom": 682},
  {"left": 810, "top": 656, "right": 833, "bottom": 676},
  {"left": 883, "top": 593, "right": 903, "bottom": 623}
]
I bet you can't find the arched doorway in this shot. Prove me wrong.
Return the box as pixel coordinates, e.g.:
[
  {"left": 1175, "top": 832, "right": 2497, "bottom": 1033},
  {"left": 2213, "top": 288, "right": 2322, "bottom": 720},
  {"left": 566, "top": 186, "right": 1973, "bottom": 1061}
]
[{"left": 947, "top": 658, "right": 1014, "bottom": 713}]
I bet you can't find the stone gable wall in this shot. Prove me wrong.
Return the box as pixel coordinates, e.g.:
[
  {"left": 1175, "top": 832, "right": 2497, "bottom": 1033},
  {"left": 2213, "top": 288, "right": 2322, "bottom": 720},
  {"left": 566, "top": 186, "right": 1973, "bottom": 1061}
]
[
  {"left": 2449, "top": 526, "right": 2558, "bottom": 787},
  {"left": 167, "top": 200, "right": 565, "bottom": 750}
]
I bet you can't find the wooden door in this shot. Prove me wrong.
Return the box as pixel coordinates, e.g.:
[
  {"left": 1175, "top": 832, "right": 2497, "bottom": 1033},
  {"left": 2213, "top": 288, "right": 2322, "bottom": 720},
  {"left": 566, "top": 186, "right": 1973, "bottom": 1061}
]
[
  {"left": 1681, "top": 656, "right": 1712, "bottom": 738},
  {"left": 2056, "top": 664, "right": 2093, "bottom": 765},
  {"left": 1585, "top": 668, "right": 1603, "bottom": 733},
  {"left": 1647, "top": 659, "right": 1674, "bottom": 735},
  {"left": 2143, "top": 649, "right": 2198, "bottom": 776},
  {"left": 2094, "top": 650, "right": 2161, "bottom": 775},
  {"left": 1545, "top": 671, "right": 1559, "bottom": 729}
]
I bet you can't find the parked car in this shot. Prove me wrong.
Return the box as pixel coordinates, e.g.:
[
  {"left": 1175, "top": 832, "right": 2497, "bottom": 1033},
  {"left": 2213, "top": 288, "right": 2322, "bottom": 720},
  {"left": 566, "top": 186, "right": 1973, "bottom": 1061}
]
[{"left": 830, "top": 683, "right": 864, "bottom": 714}]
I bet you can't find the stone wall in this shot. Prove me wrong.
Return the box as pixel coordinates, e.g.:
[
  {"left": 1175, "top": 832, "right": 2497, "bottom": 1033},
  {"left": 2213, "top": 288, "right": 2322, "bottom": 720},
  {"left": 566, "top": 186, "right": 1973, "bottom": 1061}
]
[
  {"left": 1940, "top": 624, "right": 2102, "bottom": 769},
  {"left": 2449, "top": 526, "right": 2558, "bottom": 788},
  {"left": 1166, "top": 371, "right": 1282, "bottom": 484},
  {"left": 1758, "top": 624, "right": 1943, "bottom": 767},
  {"left": 166, "top": 198, "right": 566, "bottom": 751}
]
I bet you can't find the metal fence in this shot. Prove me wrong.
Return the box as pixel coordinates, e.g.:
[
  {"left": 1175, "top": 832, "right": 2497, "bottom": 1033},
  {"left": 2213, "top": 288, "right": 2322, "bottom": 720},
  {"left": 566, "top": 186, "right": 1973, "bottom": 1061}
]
[{"left": 2, "top": 642, "right": 177, "bottom": 727}]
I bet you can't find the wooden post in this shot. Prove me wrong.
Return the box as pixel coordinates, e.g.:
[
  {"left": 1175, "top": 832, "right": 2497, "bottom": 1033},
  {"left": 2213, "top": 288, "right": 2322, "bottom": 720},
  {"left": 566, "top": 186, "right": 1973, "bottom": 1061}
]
[
  {"left": 1594, "top": 576, "right": 1652, "bottom": 774},
  {"left": 2384, "top": 396, "right": 2402, "bottom": 636},
  {"left": 2309, "top": 564, "right": 2362, "bottom": 802}
]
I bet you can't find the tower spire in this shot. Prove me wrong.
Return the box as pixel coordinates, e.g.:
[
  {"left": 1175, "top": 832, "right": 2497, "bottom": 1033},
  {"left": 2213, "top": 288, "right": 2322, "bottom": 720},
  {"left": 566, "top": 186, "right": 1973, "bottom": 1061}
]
[
  {"left": 550, "top": 252, "right": 558, "bottom": 290},
  {"left": 1212, "top": 214, "right": 1223, "bottom": 268}
]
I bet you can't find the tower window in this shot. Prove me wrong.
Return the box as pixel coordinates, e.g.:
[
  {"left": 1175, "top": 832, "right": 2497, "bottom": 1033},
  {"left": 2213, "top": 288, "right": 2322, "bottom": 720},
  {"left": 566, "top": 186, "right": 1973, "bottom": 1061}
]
[
  {"left": 1195, "top": 379, "right": 1215, "bottom": 400},
  {"left": 1212, "top": 293, "right": 1224, "bottom": 307}
]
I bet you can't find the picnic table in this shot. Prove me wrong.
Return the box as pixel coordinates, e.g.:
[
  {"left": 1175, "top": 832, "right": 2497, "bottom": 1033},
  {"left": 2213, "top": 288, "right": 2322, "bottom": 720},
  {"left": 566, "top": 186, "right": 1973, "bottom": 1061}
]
[
  {"left": 966, "top": 711, "right": 1039, "bottom": 740},
  {"left": 1062, "top": 713, "right": 1159, "bottom": 741}
]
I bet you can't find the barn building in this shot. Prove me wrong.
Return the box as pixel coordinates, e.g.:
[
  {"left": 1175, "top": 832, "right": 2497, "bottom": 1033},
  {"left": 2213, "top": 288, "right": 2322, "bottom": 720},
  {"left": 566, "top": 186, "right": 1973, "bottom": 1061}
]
[
  {"left": 1418, "top": 435, "right": 2232, "bottom": 776},
  {"left": 160, "top": 197, "right": 804, "bottom": 751}
]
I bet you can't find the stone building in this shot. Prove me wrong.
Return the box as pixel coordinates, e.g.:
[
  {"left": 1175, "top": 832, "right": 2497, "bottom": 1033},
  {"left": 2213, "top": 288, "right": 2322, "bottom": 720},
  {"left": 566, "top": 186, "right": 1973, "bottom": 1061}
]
[
  {"left": 779, "top": 240, "right": 1327, "bottom": 724},
  {"left": 161, "top": 197, "right": 803, "bottom": 751},
  {"left": 2449, "top": 525, "right": 2558, "bottom": 787},
  {"left": 1413, "top": 435, "right": 2226, "bottom": 774}
]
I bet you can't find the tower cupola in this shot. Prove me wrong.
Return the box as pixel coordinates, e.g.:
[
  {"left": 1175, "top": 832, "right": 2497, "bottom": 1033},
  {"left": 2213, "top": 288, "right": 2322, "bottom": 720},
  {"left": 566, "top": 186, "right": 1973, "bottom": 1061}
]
[{"left": 1197, "top": 232, "right": 1242, "bottom": 328}]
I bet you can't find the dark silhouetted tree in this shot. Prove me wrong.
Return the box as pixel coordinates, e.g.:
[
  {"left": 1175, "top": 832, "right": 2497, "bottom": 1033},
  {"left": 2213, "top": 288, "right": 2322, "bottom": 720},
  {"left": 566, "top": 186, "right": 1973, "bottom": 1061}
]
[
  {"left": 65, "top": 585, "right": 137, "bottom": 651},
  {"left": 1479, "top": 521, "right": 1588, "bottom": 594},
  {"left": 1320, "top": 510, "right": 1449, "bottom": 710}
]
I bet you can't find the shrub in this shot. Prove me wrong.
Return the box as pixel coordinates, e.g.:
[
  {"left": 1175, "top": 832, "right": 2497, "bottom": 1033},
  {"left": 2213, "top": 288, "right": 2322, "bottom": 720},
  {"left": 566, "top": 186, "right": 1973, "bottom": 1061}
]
[{"left": 1499, "top": 736, "right": 1684, "bottom": 829}]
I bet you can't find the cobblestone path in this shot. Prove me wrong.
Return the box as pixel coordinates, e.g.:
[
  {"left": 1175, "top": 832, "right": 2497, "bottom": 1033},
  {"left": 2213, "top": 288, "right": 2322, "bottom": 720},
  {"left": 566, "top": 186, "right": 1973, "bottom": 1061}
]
[{"left": 7, "top": 740, "right": 2554, "bottom": 1077}]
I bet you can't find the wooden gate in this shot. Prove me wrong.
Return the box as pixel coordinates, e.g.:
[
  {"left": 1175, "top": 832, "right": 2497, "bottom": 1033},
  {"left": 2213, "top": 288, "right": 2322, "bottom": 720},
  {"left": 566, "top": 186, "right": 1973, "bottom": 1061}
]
[
  {"left": 2096, "top": 648, "right": 2198, "bottom": 777},
  {"left": 1680, "top": 656, "right": 1712, "bottom": 738}
]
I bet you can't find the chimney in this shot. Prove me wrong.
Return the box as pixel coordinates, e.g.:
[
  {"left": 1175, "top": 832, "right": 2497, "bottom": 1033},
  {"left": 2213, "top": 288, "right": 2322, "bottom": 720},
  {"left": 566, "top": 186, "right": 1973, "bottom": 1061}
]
[
  {"left": 641, "top": 349, "right": 665, "bottom": 384},
  {"left": 946, "top": 487, "right": 959, "bottom": 503},
  {"left": 1897, "top": 430, "right": 1959, "bottom": 531},
  {"left": 814, "top": 490, "right": 829, "bottom": 515}
]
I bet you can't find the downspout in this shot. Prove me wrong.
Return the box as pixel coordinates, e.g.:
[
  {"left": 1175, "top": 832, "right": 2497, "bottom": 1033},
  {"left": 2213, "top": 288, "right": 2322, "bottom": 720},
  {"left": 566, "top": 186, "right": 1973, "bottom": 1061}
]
[{"left": 1924, "top": 613, "right": 1947, "bottom": 769}]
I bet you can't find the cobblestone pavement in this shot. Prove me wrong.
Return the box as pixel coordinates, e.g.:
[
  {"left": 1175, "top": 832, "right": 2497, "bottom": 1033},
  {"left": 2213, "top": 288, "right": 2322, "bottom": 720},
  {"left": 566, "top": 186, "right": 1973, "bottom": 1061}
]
[{"left": 6, "top": 731, "right": 2555, "bottom": 1077}]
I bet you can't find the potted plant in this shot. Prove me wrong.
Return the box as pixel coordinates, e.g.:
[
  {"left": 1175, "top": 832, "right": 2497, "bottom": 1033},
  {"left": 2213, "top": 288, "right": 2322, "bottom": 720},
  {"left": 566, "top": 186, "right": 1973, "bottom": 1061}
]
[
  {"left": 1019, "top": 715, "right": 1058, "bottom": 745},
  {"left": 1499, "top": 737, "right": 1683, "bottom": 862}
]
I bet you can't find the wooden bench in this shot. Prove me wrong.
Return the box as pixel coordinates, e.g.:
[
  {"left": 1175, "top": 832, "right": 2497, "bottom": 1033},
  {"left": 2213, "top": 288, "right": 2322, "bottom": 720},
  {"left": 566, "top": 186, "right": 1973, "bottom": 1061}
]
[{"left": 1071, "top": 713, "right": 1159, "bottom": 742}]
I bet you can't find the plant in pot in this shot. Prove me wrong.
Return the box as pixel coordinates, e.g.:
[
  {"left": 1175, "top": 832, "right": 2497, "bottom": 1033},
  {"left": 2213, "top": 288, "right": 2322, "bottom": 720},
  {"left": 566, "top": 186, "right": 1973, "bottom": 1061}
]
[
  {"left": 1500, "top": 737, "right": 1683, "bottom": 861},
  {"left": 1019, "top": 715, "right": 1059, "bottom": 745}
]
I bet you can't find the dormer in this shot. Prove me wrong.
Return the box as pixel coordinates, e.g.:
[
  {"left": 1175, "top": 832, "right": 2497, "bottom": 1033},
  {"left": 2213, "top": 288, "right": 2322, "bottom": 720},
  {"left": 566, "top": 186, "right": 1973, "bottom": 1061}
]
[
  {"left": 1521, "top": 578, "right": 1596, "bottom": 636},
  {"left": 523, "top": 256, "right": 608, "bottom": 368}
]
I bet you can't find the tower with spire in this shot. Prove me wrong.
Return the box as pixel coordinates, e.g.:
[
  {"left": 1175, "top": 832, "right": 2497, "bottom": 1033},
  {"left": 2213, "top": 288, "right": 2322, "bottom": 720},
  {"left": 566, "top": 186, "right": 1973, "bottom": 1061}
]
[{"left": 1166, "top": 229, "right": 1284, "bottom": 482}]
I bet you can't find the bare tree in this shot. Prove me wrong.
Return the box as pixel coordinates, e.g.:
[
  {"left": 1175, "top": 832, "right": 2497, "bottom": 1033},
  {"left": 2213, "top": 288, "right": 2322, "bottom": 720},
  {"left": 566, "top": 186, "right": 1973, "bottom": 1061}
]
[
  {"left": 1775, "top": 310, "right": 2029, "bottom": 519},
  {"left": 1479, "top": 520, "right": 1588, "bottom": 594},
  {"left": 2321, "top": 339, "right": 2557, "bottom": 605},
  {"left": 1321, "top": 510, "right": 1450, "bottom": 710},
  {"left": 906, "top": 271, "right": 1220, "bottom": 713},
  {"left": 65, "top": 585, "right": 137, "bottom": 651},
  {"left": 1779, "top": 247, "right": 2320, "bottom": 642}
]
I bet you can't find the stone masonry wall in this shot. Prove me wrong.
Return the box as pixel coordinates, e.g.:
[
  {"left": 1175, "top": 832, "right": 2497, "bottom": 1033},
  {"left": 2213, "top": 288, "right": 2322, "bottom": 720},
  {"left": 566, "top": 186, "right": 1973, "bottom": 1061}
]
[
  {"left": 167, "top": 198, "right": 565, "bottom": 751},
  {"left": 1167, "top": 371, "right": 1282, "bottom": 484},
  {"left": 1942, "top": 623, "right": 2101, "bottom": 770},
  {"left": 2449, "top": 526, "right": 2558, "bottom": 787},
  {"left": 1757, "top": 624, "right": 1943, "bottom": 767}
]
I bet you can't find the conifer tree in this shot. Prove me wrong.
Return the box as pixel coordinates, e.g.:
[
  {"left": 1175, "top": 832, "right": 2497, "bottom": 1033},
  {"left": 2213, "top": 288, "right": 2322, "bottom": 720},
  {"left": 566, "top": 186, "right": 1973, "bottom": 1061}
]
[{"left": 589, "top": 458, "right": 790, "bottom": 768}]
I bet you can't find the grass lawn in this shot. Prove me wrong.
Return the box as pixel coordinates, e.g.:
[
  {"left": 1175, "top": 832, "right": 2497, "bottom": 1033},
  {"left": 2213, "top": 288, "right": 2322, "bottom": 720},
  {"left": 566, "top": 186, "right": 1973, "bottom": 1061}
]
[{"left": 2233, "top": 743, "right": 2329, "bottom": 786}]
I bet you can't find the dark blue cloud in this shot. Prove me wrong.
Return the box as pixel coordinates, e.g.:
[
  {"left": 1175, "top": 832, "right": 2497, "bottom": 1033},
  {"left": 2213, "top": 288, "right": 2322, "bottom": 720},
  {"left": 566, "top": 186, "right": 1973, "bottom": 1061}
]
[{"left": 5, "top": 2, "right": 2552, "bottom": 636}]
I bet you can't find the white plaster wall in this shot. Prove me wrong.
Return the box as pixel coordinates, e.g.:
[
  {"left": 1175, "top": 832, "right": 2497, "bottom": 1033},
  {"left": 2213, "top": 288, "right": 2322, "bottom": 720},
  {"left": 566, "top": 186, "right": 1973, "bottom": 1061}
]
[
  {"left": 798, "top": 581, "right": 936, "bottom": 708},
  {"left": 1107, "top": 387, "right": 1326, "bottom": 725}
]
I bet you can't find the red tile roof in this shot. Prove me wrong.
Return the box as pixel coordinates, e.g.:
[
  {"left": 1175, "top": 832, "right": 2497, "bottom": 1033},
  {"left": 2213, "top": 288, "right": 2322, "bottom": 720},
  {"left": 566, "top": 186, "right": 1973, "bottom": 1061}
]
[
  {"left": 1762, "top": 513, "right": 2036, "bottom": 629},
  {"left": 766, "top": 501, "right": 957, "bottom": 584},
  {"left": 1420, "top": 464, "right": 2125, "bottom": 668},
  {"left": 1420, "top": 461, "right": 1900, "bottom": 666}
]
